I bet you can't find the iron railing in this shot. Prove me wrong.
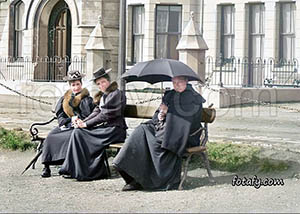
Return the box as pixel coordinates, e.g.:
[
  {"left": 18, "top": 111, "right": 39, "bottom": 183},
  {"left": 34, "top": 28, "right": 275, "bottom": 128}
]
[
  {"left": 205, "top": 56, "right": 300, "bottom": 88},
  {"left": 0, "top": 56, "right": 86, "bottom": 82},
  {"left": 1, "top": 55, "right": 299, "bottom": 88}
]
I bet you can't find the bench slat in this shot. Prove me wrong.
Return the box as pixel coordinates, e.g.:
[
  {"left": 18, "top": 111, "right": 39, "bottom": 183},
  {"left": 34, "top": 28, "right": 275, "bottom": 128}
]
[
  {"left": 124, "top": 105, "right": 155, "bottom": 119},
  {"left": 186, "top": 146, "right": 206, "bottom": 153},
  {"left": 109, "top": 143, "right": 207, "bottom": 154},
  {"left": 124, "top": 104, "right": 216, "bottom": 123},
  {"left": 109, "top": 143, "right": 124, "bottom": 149}
]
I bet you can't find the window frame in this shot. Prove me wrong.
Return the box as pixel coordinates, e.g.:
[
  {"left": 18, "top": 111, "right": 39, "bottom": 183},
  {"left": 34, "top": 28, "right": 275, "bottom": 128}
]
[
  {"left": 8, "top": 0, "right": 25, "bottom": 59},
  {"left": 154, "top": 4, "right": 182, "bottom": 60},
  {"left": 131, "top": 5, "right": 145, "bottom": 64},
  {"left": 248, "top": 3, "right": 265, "bottom": 61},
  {"left": 279, "top": 2, "right": 295, "bottom": 62},
  {"left": 219, "top": 4, "right": 235, "bottom": 64}
]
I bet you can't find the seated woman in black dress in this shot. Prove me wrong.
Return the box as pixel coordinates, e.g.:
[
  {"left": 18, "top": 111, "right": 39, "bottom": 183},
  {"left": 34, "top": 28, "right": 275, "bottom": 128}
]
[
  {"left": 113, "top": 76, "right": 205, "bottom": 191},
  {"left": 41, "top": 70, "right": 94, "bottom": 177},
  {"left": 58, "top": 67, "right": 127, "bottom": 181}
]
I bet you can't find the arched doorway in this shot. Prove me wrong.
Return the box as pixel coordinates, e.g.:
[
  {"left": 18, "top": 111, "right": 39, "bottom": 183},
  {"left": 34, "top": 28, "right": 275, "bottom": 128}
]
[{"left": 48, "top": 0, "right": 72, "bottom": 81}]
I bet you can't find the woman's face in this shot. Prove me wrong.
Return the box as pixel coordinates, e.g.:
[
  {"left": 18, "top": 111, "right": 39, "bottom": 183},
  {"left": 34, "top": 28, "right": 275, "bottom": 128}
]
[
  {"left": 172, "top": 76, "right": 187, "bottom": 93},
  {"left": 95, "top": 77, "right": 110, "bottom": 92},
  {"left": 70, "top": 80, "right": 82, "bottom": 94}
]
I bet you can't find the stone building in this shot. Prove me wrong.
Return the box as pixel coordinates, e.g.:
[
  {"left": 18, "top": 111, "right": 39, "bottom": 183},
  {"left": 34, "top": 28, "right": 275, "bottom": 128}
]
[
  {"left": 203, "top": 0, "right": 300, "bottom": 61},
  {"left": 0, "top": 0, "right": 299, "bottom": 106},
  {"left": 0, "top": 0, "right": 120, "bottom": 81},
  {"left": 125, "top": 0, "right": 203, "bottom": 64}
]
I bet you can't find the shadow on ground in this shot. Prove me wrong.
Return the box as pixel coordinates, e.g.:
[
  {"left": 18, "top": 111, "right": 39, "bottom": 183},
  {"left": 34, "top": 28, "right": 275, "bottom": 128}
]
[{"left": 180, "top": 158, "right": 300, "bottom": 190}]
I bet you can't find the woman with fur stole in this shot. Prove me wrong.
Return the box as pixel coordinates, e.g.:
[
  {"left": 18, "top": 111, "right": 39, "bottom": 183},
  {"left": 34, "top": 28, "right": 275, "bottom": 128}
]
[
  {"left": 41, "top": 70, "right": 94, "bottom": 177},
  {"left": 58, "top": 68, "right": 127, "bottom": 181}
]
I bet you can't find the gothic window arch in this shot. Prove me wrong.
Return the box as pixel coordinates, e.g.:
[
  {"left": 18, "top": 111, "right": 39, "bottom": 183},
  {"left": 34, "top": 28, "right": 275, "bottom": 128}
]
[{"left": 9, "top": 0, "right": 25, "bottom": 59}]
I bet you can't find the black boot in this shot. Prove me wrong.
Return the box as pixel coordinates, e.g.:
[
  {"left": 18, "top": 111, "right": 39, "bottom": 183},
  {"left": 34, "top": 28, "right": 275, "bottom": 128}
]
[
  {"left": 122, "top": 180, "right": 143, "bottom": 191},
  {"left": 41, "top": 165, "right": 51, "bottom": 178}
]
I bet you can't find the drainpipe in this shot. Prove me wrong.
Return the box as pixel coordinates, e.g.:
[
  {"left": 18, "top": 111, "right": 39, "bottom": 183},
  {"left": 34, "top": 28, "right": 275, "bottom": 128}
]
[{"left": 118, "top": 0, "right": 126, "bottom": 91}]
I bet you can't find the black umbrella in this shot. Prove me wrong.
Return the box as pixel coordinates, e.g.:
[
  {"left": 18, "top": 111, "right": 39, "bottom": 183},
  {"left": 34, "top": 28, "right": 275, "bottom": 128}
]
[{"left": 122, "top": 58, "right": 202, "bottom": 84}]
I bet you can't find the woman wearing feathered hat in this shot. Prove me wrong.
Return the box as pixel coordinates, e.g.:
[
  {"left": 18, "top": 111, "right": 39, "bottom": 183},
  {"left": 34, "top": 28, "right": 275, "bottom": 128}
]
[
  {"left": 58, "top": 67, "right": 127, "bottom": 181},
  {"left": 41, "top": 70, "right": 95, "bottom": 177}
]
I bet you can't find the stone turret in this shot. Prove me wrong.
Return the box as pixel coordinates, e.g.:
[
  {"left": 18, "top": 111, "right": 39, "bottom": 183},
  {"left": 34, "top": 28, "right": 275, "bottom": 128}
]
[
  {"left": 85, "top": 15, "right": 113, "bottom": 79},
  {"left": 176, "top": 12, "right": 208, "bottom": 84}
]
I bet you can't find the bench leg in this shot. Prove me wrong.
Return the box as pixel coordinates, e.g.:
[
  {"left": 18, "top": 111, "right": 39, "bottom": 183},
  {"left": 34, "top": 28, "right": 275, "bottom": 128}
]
[
  {"left": 103, "top": 150, "right": 111, "bottom": 178},
  {"left": 178, "top": 154, "right": 192, "bottom": 190},
  {"left": 200, "top": 152, "right": 214, "bottom": 182}
]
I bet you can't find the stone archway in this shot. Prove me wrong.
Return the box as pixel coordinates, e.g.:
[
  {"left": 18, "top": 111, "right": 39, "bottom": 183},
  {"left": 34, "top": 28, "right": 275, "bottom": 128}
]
[
  {"left": 31, "top": 0, "right": 79, "bottom": 59},
  {"left": 32, "top": 0, "right": 74, "bottom": 81}
]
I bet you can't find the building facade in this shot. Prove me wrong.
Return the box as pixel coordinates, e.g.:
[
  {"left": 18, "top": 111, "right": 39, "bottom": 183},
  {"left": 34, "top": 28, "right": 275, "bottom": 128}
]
[
  {"left": 0, "top": 0, "right": 120, "bottom": 81},
  {"left": 125, "top": 0, "right": 300, "bottom": 63},
  {"left": 125, "top": 0, "right": 300, "bottom": 88},
  {"left": 0, "top": 0, "right": 299, "bottom": 105},
  {"left": 125, "top": 0, "right": 203, "bottom": 64},
  {"left": 204, "top": 0, "right": 300, "bottom": 61}
]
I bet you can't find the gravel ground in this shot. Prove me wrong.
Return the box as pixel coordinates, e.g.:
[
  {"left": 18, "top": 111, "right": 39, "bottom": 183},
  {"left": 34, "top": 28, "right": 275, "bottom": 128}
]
[
  {"left": 0, "top": 95, "right": 300, "bottom": 213},
  {"left": 0, "top": 149, "right": 300, "bottom": 213}
]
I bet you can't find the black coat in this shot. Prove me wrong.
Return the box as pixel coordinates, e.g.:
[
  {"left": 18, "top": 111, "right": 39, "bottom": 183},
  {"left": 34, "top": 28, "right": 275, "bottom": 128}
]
[
  {"left": 42, "top": 88, "right": 94, "bottom": 164},
  {"left": 161, "top": 84, "right": 205, "bottom": 156},
  {"left": 83, "top": 81, "right": 127, "bottom": 129},
  {"left": 113, "top": 84, "right": 205, "bottom": 190},
  {"left": 59, "top": 81, "right": 127, "bottom": 181}
]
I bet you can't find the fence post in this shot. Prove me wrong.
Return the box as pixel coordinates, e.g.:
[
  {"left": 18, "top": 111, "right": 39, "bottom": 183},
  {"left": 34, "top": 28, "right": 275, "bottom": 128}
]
[{"left": 219, "top": 53, "right": 223, "bottom": 87}]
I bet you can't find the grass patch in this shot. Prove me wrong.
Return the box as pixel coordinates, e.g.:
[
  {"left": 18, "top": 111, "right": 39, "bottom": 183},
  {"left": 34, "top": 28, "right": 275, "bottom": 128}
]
[
  {"left": 0, "top": 127, "right": 34, "bottom": 151},
  {"left": 258, "top": 158, "right": 289, "bottom": 172},
  {"left": 189, "top": 142, "right": 289, "bottom": 173},
  {"left": 207, "top": 142, "right": 260, "bottom": 172}
]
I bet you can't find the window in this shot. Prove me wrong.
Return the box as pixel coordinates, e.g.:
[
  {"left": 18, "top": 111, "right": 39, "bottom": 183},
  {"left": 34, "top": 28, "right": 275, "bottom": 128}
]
[
  {"left": 9, "top": 0, "right": 25, "bottom": 59},
  {"left": 132, "top": 6, "right": 144, "bottom": 64},
  {"left": 279, "top": 2, "right": 295, "bottom": 61},
  {"left": 220, "top": 5, "right": 235, "bottom": 62},
  {"left": 249, "top": 4, "right": 265, "bottom": 60},
  {"left": 155, "top": 5, "right": 182, "bottom": 59},
  {"left": 15, "top": 1, "right": 24, "bottom": 58}
]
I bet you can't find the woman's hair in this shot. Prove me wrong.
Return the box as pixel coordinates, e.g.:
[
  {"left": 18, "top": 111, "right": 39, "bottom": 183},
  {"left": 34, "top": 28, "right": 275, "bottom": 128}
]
[
  {"left": 94, "top": 74, "right": 110, "bottom": 83},
  {"left": 69, "top": 79, "right": 82, "bottom": 85},
  {"left": 179, "top": 76, "right": 188, "bottom": 82}
]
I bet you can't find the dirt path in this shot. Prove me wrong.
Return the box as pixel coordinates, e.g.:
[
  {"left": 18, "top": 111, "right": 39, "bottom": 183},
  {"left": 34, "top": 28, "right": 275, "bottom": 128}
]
[
  {"left": 0, "top": 149, "right": 300, "bottom": 213},
  {"left": 1, "top": 95, "right": 300, "bottom": 212}
]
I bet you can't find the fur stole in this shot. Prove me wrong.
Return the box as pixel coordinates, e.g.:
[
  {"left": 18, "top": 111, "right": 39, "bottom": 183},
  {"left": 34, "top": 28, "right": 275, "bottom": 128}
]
[
  {"left": 63, "top": 88, "right": 90, "bottom": 117},
  {"left": 93, "top": 81, "right": 118, "bottom": 105}
]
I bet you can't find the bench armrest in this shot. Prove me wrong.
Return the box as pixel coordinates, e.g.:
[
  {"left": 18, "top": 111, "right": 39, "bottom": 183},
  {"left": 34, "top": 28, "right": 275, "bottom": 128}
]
[
  {"left": 202, "top": 108, "right": 216, "bottom": 123},
  {"left": 29, "top": 116, "right": 57, "bottom": 141}
]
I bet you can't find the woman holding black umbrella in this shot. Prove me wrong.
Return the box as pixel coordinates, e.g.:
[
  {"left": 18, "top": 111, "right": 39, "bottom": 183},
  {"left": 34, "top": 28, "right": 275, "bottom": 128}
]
[
  {"left": 113, "top": 76, "right": 205, "bottom": 191},
  {"left": 58, "top": 67, "right": 127, "bottom": 181}
]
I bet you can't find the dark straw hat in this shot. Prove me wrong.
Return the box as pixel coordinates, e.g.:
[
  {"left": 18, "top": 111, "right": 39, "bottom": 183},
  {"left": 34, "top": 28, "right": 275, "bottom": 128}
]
[
  {"left": 90, "top": 67, "right": 112, "bottom": 82},
  {"left": 63, "top": 70, "right": 85, "bottom": 81}
]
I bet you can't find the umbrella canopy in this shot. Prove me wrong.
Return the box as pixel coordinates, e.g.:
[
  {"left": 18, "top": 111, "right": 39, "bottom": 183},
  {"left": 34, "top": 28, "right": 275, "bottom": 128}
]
[{"left": 122, "top": 58, "right": 202, "bottom": 84}]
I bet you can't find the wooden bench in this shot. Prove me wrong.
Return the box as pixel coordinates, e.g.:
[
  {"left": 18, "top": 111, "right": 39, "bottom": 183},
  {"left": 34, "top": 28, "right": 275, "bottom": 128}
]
[
  {"left": 107, "top": 104, "right": 216, "bottom": 190},
  {"left": 25, "top": 104, "right": 216, "bottom": 190}
]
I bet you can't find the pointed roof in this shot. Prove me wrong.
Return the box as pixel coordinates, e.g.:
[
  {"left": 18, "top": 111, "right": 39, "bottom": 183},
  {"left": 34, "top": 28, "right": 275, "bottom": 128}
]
[
  {"left": 176, "top": 12, "right": 208, "bottom": 50},
  {"left": 85, "top": 16, "right": 113, "bottom": 50}
]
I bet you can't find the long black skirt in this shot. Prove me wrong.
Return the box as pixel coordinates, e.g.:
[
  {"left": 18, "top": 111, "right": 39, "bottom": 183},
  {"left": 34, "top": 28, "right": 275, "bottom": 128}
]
[
  {"left": 113, "top": 123, "right": 182, "bottom": 190},
  {"left": 41, "top": 127, "right": 74, "bottom": 165},
  {"left": 59, "top": 126, "right": 126, "bottom": 181}
]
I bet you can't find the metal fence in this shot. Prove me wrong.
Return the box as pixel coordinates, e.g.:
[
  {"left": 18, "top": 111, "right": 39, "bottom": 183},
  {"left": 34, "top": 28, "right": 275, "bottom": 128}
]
[
  {"left": 206, "top": 57, "right": 300, "bottom": 88},
  {"left": 1, "top": 55, "right": 300, "bottom": 88},
  {"left": 0, "top": 56, "right": 86, "bottom": 82}
]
